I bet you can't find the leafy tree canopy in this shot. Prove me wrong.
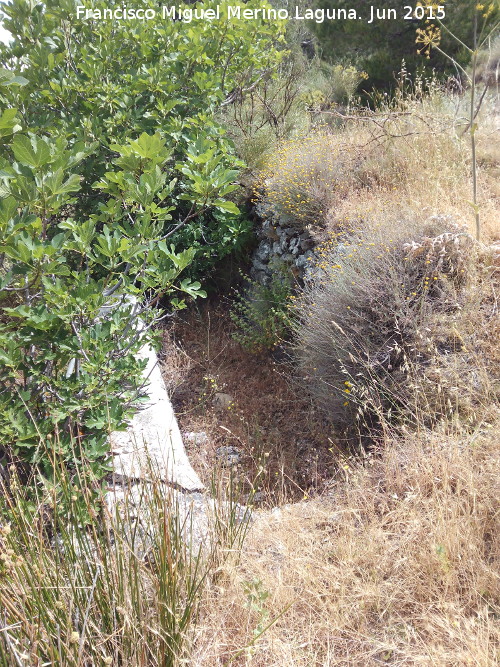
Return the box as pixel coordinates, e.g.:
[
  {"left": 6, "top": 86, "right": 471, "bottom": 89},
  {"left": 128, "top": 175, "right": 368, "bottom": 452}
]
[
  {"left": 0, "top": 0, "right": 285, "bottom": 259},
  {"left": 311, "top": 0, "right": 499, "bottom": 94},
  {"left": 0, "top": 0, "right": 285, "bottom": 480}
]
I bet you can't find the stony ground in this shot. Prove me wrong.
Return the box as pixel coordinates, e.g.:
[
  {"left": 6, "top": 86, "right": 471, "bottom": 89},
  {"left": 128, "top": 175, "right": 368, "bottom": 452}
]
[{"left": 160, "top": 301, "right": 342, "bottom": 506}]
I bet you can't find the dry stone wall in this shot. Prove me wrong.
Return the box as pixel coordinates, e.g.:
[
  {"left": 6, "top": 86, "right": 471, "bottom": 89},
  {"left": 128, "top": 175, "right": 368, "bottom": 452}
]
[{"left": 250, "top": 205, "right": 320, "bottom": 285}]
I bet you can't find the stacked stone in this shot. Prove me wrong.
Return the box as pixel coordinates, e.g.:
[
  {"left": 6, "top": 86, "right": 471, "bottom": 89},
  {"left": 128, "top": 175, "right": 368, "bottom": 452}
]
[{"left": 250, "top": 219, "right": 318, "bottom": 285}]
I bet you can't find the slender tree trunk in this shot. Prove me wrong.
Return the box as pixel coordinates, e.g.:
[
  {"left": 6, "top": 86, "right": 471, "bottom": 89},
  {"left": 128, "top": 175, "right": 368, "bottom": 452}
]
[{"left": 471, "top": 12, "right": 480, "bottom": 242}]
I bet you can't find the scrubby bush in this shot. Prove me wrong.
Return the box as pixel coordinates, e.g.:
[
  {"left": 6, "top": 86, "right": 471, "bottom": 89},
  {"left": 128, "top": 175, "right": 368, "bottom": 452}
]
[
  {"left": 475, "top": 33, "right": 500, "bottom": 86},
  {"left": 254, "top": 79, "right": 500, "bottom": 241},
  {"left": 220, "top": 19, "right": 368, "bottom": 175},
  {"left": 254, "top": 133, "right": 358, "bottom": 231},
  {"left": 299, "top": 63, "right": 368, "bottom": 113},
  {"left": 294, "top": 217, "right": 496, "bottom": 431},
  {"left": 230, "top": 265, "right": 294, "bottom": 353}
]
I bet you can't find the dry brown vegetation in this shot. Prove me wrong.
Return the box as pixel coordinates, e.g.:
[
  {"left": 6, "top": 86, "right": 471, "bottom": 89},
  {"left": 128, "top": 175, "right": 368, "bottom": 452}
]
[
  {"left": 161, "top": 305, "right": 336, "bottom": 504},
  {"left": 162, "top": 91, "right": 500, "bottom": 665},
  {"left": 296, "top": 220, "right": 499, "bottom": 431},
  {"left": 193, "top": 420, "right": 499, "bottom": 666},
  {"left": 160, "top": 261, "right": 500, "bottom": 665},
  {"left": 255, "top": 90, "right": 500, "bottom": 243}
]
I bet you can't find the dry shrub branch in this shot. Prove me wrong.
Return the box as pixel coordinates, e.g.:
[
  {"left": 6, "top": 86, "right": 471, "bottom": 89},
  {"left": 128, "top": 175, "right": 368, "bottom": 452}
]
[{"left": 294, "top": 216, "right": 498, "bottom": 432}]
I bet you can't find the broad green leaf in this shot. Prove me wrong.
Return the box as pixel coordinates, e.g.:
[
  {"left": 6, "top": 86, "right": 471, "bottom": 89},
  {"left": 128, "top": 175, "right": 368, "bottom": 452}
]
[
  {"left": 0, "top": 68, "right": 28, "bottom": 88},
  {"left": 0, "top": 108, "right": 22, "bottom": 139},
  {"left": 12, "top": 135, "right": 51, "bottom": 168},
  {"left": 214, "top": 200, "right": 240, "bottom": 214},
  {"left": 120, "top": 132, "right": 170, "bottom": 161},
  {"left": 57, "top": 173, "right": 81, "bottom": 195},
  {"left": 0, "top": 196, "right": 17, "bottom": 224}
]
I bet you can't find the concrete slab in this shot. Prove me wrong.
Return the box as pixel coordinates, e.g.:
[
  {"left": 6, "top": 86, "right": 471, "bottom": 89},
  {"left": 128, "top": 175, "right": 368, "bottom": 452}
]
[{"left": 109, "top": 332, "right": 204, "bottom": 492}]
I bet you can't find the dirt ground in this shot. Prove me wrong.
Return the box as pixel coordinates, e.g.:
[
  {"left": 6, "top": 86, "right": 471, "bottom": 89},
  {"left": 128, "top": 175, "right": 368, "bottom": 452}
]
[{"left": 160, "top": 299, "right": 341, "bottom": 505}]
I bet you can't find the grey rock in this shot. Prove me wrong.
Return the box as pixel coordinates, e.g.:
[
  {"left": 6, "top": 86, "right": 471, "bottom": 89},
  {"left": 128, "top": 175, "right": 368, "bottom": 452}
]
[
  {"left": 299, "top": 237, "right": 315, "bottom": 251},
  {"left": 251, "top": 212, "right": 320, "bottom": 286},
  {"left": 295, "top": 254, "right": 308, "bottom": 269},
  {"left": 295, "top": 250, "right": 317, "bottom": 270},
  {"left": 216, "top": 445, "right": 242, "bottom": 467},
  {"left": 251, "top": 269, "right": 271, "bottom": 286},
  {"left": 252, "top": 258, "right": 269, "bottom": 273},
  {"left": 262, "top": 221, "right": 279, "bottom": 241},
  {"left": 214, "top": 392, "right": 234, "bottom": 409},
  {"left": 255, "top": 240, "right": 271, "bottom": 263},
  {"left": 183, "top": 431, "right": 209, "bottom": 446},
  {"left": 260, "top": 273, "right": 272, "bottom": 286}
]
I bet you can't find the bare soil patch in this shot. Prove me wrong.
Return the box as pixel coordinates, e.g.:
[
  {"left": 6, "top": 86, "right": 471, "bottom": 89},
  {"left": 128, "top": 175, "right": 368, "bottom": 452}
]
[{"left": 160, "top": 300, "right": 336, "bottom": 505}]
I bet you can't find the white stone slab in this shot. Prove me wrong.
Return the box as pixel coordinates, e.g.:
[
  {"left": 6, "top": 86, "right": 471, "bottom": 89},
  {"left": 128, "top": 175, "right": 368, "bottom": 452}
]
[{"left": 109, "top": 338, "right": 204, "bottom": 492}]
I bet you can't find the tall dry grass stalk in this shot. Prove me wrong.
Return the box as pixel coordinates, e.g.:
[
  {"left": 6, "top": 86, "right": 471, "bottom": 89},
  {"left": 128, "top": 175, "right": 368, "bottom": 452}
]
[{"left": 0, "top": 455, "right": 252, "bottom": 665}]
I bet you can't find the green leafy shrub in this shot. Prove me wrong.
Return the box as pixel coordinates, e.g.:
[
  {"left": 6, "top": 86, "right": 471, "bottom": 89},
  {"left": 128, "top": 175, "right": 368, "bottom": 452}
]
[
  {"left": 230, "top": 266, "right": 294, "bottom": 352},
  {"left": 0, "top": 130, "right": 214, "bottom": 479},
  {"left": 294, "top": 218, "right": 495, "bottom": 431},
  {"left": 0, "top": 0, "right": 286, "bottom": 481},
  {"left": 0, "top": 0, "right": 285, "bottom": 278}
]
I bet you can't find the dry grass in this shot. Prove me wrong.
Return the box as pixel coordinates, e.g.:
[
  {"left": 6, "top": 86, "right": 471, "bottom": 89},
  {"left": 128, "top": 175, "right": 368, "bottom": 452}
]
[
  {"left": 193, "top": 420, "right": 500, "bottom": 666},
  {"left": 256, "top": 90, "right": 500, "bottom": 242},
  {"left": 159, "top": 90, "right": 500, "bottom": 666},
  {"left": 294, "top": 217, "right": 499, "bottom": 431},
  {"left": 160, "top": 256, "right": 499, "bottom": 666},
  {"left": 0, "top": 461, "right": 251, "bottom": 665},
  {"left": 180, "top": 89, "right": 500, "bottom": 666}
]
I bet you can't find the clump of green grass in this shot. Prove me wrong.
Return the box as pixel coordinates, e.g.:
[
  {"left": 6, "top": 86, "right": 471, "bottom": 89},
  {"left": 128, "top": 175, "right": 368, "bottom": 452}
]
[
  {"left": 230, "top": 266, "right": 295, "bottom": 353},
  {"left": 0, "top": 453, "right": 251, "bottom": 665}
]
